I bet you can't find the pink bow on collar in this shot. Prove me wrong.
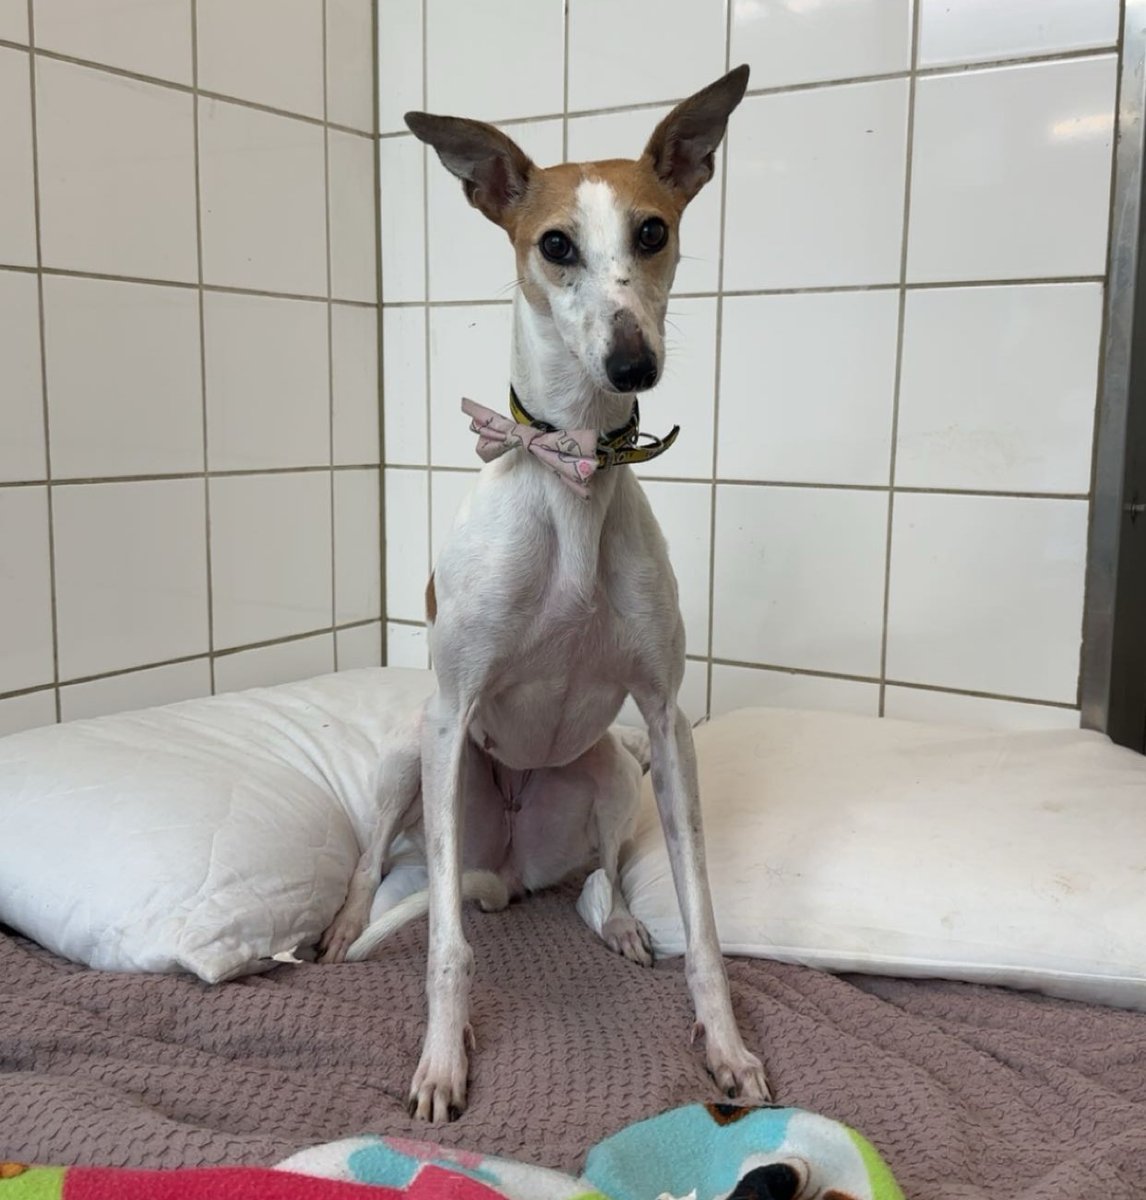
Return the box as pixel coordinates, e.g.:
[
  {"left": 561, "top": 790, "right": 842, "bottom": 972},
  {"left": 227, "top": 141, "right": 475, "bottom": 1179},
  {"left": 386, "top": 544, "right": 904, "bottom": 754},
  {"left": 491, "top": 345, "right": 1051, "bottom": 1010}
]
[{"left": 462, "top": 397, "right": 599, "bottom": 499}]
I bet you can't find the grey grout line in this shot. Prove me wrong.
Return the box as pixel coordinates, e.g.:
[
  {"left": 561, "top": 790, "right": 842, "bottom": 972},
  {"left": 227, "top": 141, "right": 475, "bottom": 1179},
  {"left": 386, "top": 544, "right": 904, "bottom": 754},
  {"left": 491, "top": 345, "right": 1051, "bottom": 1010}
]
[
  {"left": 560, "top": 0, "right": 570, "bottom": 162},
  {"left": 371, "top": 44, "right": 1118, "bottom": 140},
  {"left": 0, "top": 619, "right": 385, "bottom": 704},
  {"left": 24, "top": 1, "right": 60, "bottom": 723},
  {"left": 0, "top": 40, "right": 375, "bottom": 138},
  {"left": 702, "top": 0, "right": 735, "bottom": 720},
  {"left": 372, "top": 0, "right": 388, "bottom": 666},
  {"left": 190, "top": 0, "right": 216, "bottom": 695},
  {"left": 322, "top": 0, "right": 339, "bottom": 671},
  {"left": 878, "top": 0, "right": 922, "bottom": 718},
  {"left": 0, "top": 464, "right": 383, "bottom": 488},
  {"left": 372, "top": 275, "right": 1107, "bottom": 310},
  {"left": 419, "top": 0, "right": 433, "bottom": 605},
  {"left": 0, "top": 262, "right": 379, "bottom": 307}
]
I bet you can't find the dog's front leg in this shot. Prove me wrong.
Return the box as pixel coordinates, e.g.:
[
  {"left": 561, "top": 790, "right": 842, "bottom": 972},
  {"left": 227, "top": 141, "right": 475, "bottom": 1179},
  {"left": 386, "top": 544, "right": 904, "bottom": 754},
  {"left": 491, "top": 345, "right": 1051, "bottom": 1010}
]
[
  {"left": 637, "top": 694, "right": 771, "bottom": 1103},
  {"left": 409, "top": 693, "right": 474, "bottom": 1123}
]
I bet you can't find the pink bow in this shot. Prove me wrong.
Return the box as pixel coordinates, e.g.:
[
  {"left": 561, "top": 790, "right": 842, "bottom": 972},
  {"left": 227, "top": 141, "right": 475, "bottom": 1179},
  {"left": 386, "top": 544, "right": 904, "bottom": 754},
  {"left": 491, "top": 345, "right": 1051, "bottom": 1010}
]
[{"left": 462, "top": 398, "right": 599, "bottom": 499}]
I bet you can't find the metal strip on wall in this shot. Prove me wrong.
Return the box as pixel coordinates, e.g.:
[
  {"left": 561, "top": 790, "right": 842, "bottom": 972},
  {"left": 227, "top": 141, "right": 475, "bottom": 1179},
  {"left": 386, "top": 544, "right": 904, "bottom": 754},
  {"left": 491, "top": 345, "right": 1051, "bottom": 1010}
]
[{"left": 1081, "top": 0, "right": 1146, "bottom": 735}]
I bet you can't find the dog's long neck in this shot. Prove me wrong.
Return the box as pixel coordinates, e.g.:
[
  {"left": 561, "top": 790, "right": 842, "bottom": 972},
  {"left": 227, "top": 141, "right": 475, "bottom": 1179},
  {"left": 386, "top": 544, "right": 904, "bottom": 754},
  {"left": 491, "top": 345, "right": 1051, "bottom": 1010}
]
[{"left": 511, "top": 297, "right": 634, "bottom": 435}]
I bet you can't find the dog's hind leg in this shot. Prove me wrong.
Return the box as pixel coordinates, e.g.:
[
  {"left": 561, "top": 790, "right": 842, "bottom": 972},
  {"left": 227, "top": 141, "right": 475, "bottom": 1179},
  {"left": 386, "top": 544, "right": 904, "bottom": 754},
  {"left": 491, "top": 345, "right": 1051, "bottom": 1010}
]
[
  {"left": 590, "top": 730, "right": 653, "bottom": 967},
  {"left": 319, "top": 716, "right": 423, "bottom": 964}
]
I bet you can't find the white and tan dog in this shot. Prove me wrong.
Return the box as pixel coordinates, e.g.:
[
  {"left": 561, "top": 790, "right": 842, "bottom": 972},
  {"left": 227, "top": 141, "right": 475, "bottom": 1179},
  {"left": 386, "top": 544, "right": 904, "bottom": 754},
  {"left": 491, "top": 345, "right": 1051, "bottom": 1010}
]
[{"left": 326, "top": 65, "right": 767, "bottom": 1123}]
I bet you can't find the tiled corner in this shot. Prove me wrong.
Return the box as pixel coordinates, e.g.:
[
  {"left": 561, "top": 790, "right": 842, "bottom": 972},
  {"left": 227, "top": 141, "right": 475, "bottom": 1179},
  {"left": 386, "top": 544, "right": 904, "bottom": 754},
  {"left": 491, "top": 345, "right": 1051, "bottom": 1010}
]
[
  {"left": 35, "top": 58, "right": 197, "bottom": 281},
  {"left": 44, "top": 276, "right": 203, "bottom": 479},
  {"left": 337, "top": 621, "right": 383, "bottom": 670},
  {"left": 426, "top": 0, "right": 563, "bottom": 121},
  {"left": 568, "top": 0, "right": 725, "bottom": 112},
  {"left": 0, "top": 270, "right": 46, "bottom": 483},
  {"left": 198, "top": 98, "right": 327, "bottom": 295},
  {"left": 638, "top": 296, "right": 717, "bottom": 480},
  {"left": 386, "top": 622, "right": 429, "bottom": 670},
  {"left": 918, "top": 0, "right": 1119, "bottom": 68},
  {"left": 384, "top": 468, "right": 429, "bottom": 622},
  {"left": 908, "top": 57, "right": 1117, "bottom": 283},
  {"left": 333, "top": 303, "right": 382, "bottom": 465},
  {"left": 0, "top": 487, "right": 54, "bottom": 695},
  {"left": 196, "top": 0, "right": 323, "bottom": 119},
  {"left": 712, "top": 485, "right": 888, "bottom": 677},
  {"left": 0, "top": 0, "right": 28, "bottom": 44},
  {"left": 214, "top": 633, "right": 335, "bottom": 694},
  {"left": 426, "top": 118, "right": 562, "bottom": 303},
  {"left": 428, "top": 304, "right": 513, "bottom": 468},
  {"left": 378, "top": 136, "right": 426, "bottom": 302},
  {"left": 711, "top": 663, "right": 879, "bottom": 718},
  {"left": 718, "top": 291, "right": 899, "bottom": 485},
  {"left": 641, "top": 481, "right": 711, "bottom": 656},
  {"left": 430, "top": 470, "right": 476, "bottom": 563},
  {"left": 731, "top": 0, "right": 912, "bottom": 90},
  {"left": 886, "top": 493, "right": 1089, "bottom": 703},
  {"left": 327, "top": 0, "right": 376, "bottom": 132},
  {"left": 334, "top": 469, "right": 382, "bottom": 625},
  {"left": 209, "top": 472, "right": 333, "bottom": 650},
  {"left": 60, "top": 658, "right": 211, "bottom": 722},
  {"left": 883, "top": 686, "right": 1081, "bottom": 732},
  {"left": 382, "top": 306, "right": 427, "bottom": 465},
  {"left": 203, "top": 292, "right": 329, "bottom": 472},
  {"left": 723, "top": 79, "right": 909, "bottom": 290},
  {"left": 0, "top": 48, "right": 36, "bottom": 268},
  {"left": 329, "top": 130, "right": 378, "bottom": 303},
  {"left": 0, "top": 690, "right": 56, "bottom": 737},
  {"left": 33, "top": 0, "right": 192, "bottom": 84},
  {"left": 377, "top": 0, "right": 422, "bottom": 135},
  {"left": 896, "top": 283, "right": 1103, "bottom": 494},
  {"left": 53, "top": 479, "right": 209, "bottom": 680},
  {"left": 565, "top": 105, "right": 722, "bottom": 296}
]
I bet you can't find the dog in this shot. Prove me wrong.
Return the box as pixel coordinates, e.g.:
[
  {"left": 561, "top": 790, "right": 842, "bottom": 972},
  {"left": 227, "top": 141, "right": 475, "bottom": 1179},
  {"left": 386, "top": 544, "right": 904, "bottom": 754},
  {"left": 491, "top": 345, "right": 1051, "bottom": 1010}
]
[{"left": 329, "top": 63, "right": 766, "bottom": 1123}]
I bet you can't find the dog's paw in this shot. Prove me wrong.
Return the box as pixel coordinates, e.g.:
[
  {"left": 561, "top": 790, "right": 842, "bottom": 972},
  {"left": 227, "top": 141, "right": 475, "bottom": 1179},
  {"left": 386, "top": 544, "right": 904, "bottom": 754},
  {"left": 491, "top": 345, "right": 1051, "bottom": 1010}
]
[
  {"left": 705, "top": 1040, "right": 772, "bottom": 1105},
  {"left": 317, "top": 902, "right": 368, "bottom": 965},
  {"left": 602, "top": 914, "right": 654, "bottom": 968},
  {"left": 408, "top": 1042, "right": 469, "bottom": 1124}
]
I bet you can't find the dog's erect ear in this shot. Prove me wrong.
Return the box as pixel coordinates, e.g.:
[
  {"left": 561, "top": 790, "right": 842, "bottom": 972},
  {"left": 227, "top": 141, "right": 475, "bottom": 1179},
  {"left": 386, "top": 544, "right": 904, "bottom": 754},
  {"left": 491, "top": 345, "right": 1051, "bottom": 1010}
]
[
  {"left": 405, "top": 112, "right": 535, "bottom": 229},
  {"left": 642, "top": 64, "right": 750, "bottom": 205}
]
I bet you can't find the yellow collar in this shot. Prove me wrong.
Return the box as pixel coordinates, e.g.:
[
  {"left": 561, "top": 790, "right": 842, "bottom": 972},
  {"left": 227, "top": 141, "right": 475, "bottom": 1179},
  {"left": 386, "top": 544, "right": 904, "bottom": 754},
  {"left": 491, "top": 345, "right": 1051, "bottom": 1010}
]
[{"left": 508, "top": 387, "right": 679, "bottom": 470}]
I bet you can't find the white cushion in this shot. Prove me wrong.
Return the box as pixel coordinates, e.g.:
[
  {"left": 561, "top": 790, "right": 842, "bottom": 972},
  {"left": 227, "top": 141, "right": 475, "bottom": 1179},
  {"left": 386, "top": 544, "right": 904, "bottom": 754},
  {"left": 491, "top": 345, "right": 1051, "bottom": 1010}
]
[
  {"left": 619, "top": 708, "right": 1146, "bottom": 1010},
  {"left": 0, "top": 668, "right": 436, "bottom": 983}
]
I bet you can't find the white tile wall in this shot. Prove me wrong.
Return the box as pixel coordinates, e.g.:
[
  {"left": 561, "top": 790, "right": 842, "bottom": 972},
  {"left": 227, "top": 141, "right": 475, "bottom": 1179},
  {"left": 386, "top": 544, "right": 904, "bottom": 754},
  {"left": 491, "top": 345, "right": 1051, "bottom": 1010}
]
[
  {"left": 52, "top": 479, "right": 210, "bottom": 679},
  {"left": 2, "top": 12, "right": 380, "bottom": 729},
  {"left": 0, "top": 270, "right": 46, "bottom": 482},
  {"left": 198, "top": 98, "right": 328, "bottom": 295},
  {"left": 203, "top": 292, "right": 329, "bottom": 471},
  {"left": 36, "top": 58, "right": 198, "bottom": 281},
  {"left": 376, "top": 0, "right": 1118, "bottom": 730},
  {"left": 44, "top": 276, "right": 203, "bottom": 478},
  {"left": 32, "top": 0, "right": 192, "bottom": 85},
  {"left": 907, "top": 57, "right": 1116, "bottom": 283},
  {"left": 0, "top": 49, "right": 36, "bottom": 267}
]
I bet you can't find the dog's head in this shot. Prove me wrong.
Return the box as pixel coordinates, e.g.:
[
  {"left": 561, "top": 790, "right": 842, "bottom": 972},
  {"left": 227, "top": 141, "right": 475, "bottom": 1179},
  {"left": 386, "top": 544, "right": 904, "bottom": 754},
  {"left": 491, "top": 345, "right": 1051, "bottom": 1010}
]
[{"left": 405, "top": 66, "right": 749, "bottom": 397}]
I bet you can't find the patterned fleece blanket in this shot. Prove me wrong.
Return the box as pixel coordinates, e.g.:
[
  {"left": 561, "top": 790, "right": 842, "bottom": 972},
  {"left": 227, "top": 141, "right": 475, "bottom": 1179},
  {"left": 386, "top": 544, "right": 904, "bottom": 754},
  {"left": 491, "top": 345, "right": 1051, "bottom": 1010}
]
[{"left": 0, "top": 1103, "right": 902, "bottom": 1200}]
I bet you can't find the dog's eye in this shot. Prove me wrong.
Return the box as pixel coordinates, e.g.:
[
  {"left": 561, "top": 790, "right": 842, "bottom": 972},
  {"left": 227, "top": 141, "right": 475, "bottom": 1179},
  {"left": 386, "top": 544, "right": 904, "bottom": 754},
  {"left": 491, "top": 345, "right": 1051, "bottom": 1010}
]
[
  {"left": 539, "top": 230, "right": 576, "bottom": 264},
  {"left": 637, "top": 217, "right": 668, "bottom": 253}
]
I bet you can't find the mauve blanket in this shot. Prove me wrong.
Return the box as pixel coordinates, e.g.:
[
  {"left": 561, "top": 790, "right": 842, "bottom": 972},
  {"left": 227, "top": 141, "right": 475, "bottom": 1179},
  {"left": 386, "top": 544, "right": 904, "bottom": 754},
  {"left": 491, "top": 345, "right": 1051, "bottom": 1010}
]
[{"left": 1, "top": 884, "right": 1143, "bottom": 1199}]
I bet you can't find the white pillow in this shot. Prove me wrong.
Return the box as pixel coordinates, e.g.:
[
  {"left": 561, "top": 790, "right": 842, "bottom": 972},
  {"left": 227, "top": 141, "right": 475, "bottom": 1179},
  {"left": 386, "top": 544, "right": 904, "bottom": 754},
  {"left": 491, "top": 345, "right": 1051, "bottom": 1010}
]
[
  {"left": 618, "top": 708, "right": 1146, "bottom": 1010},
  {"left": 0, "top": 668, "right": 436, "bottom": 983}
]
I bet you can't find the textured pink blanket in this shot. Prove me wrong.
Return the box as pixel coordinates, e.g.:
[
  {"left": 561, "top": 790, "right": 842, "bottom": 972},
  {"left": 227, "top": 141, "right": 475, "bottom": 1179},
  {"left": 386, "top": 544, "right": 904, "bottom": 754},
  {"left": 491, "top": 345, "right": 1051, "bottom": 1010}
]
[{"left": 2, "top": 883, "right": 1143, "bottom": 1199}]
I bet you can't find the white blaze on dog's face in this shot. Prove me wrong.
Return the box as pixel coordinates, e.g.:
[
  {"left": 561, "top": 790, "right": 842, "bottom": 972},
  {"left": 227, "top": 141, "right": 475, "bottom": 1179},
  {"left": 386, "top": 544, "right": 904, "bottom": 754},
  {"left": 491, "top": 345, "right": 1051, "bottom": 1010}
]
[{"left": 406, "top": 65, "right": 750, "bottom": 397}]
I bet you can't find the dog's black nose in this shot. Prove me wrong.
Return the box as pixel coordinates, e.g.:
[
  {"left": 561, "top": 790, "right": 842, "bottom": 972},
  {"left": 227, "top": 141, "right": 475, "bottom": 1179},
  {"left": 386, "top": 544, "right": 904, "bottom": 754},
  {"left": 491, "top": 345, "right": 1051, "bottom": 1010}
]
[{"left": 605, "top": 350, "right": 659, "bottom": 393}]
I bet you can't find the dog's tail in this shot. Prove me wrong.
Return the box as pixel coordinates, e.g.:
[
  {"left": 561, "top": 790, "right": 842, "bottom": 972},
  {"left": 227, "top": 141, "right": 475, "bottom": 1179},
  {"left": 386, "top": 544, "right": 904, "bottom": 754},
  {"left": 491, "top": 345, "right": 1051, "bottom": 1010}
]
[{"left": 343, "top": 869, "right": 509, "bottom": 963}]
